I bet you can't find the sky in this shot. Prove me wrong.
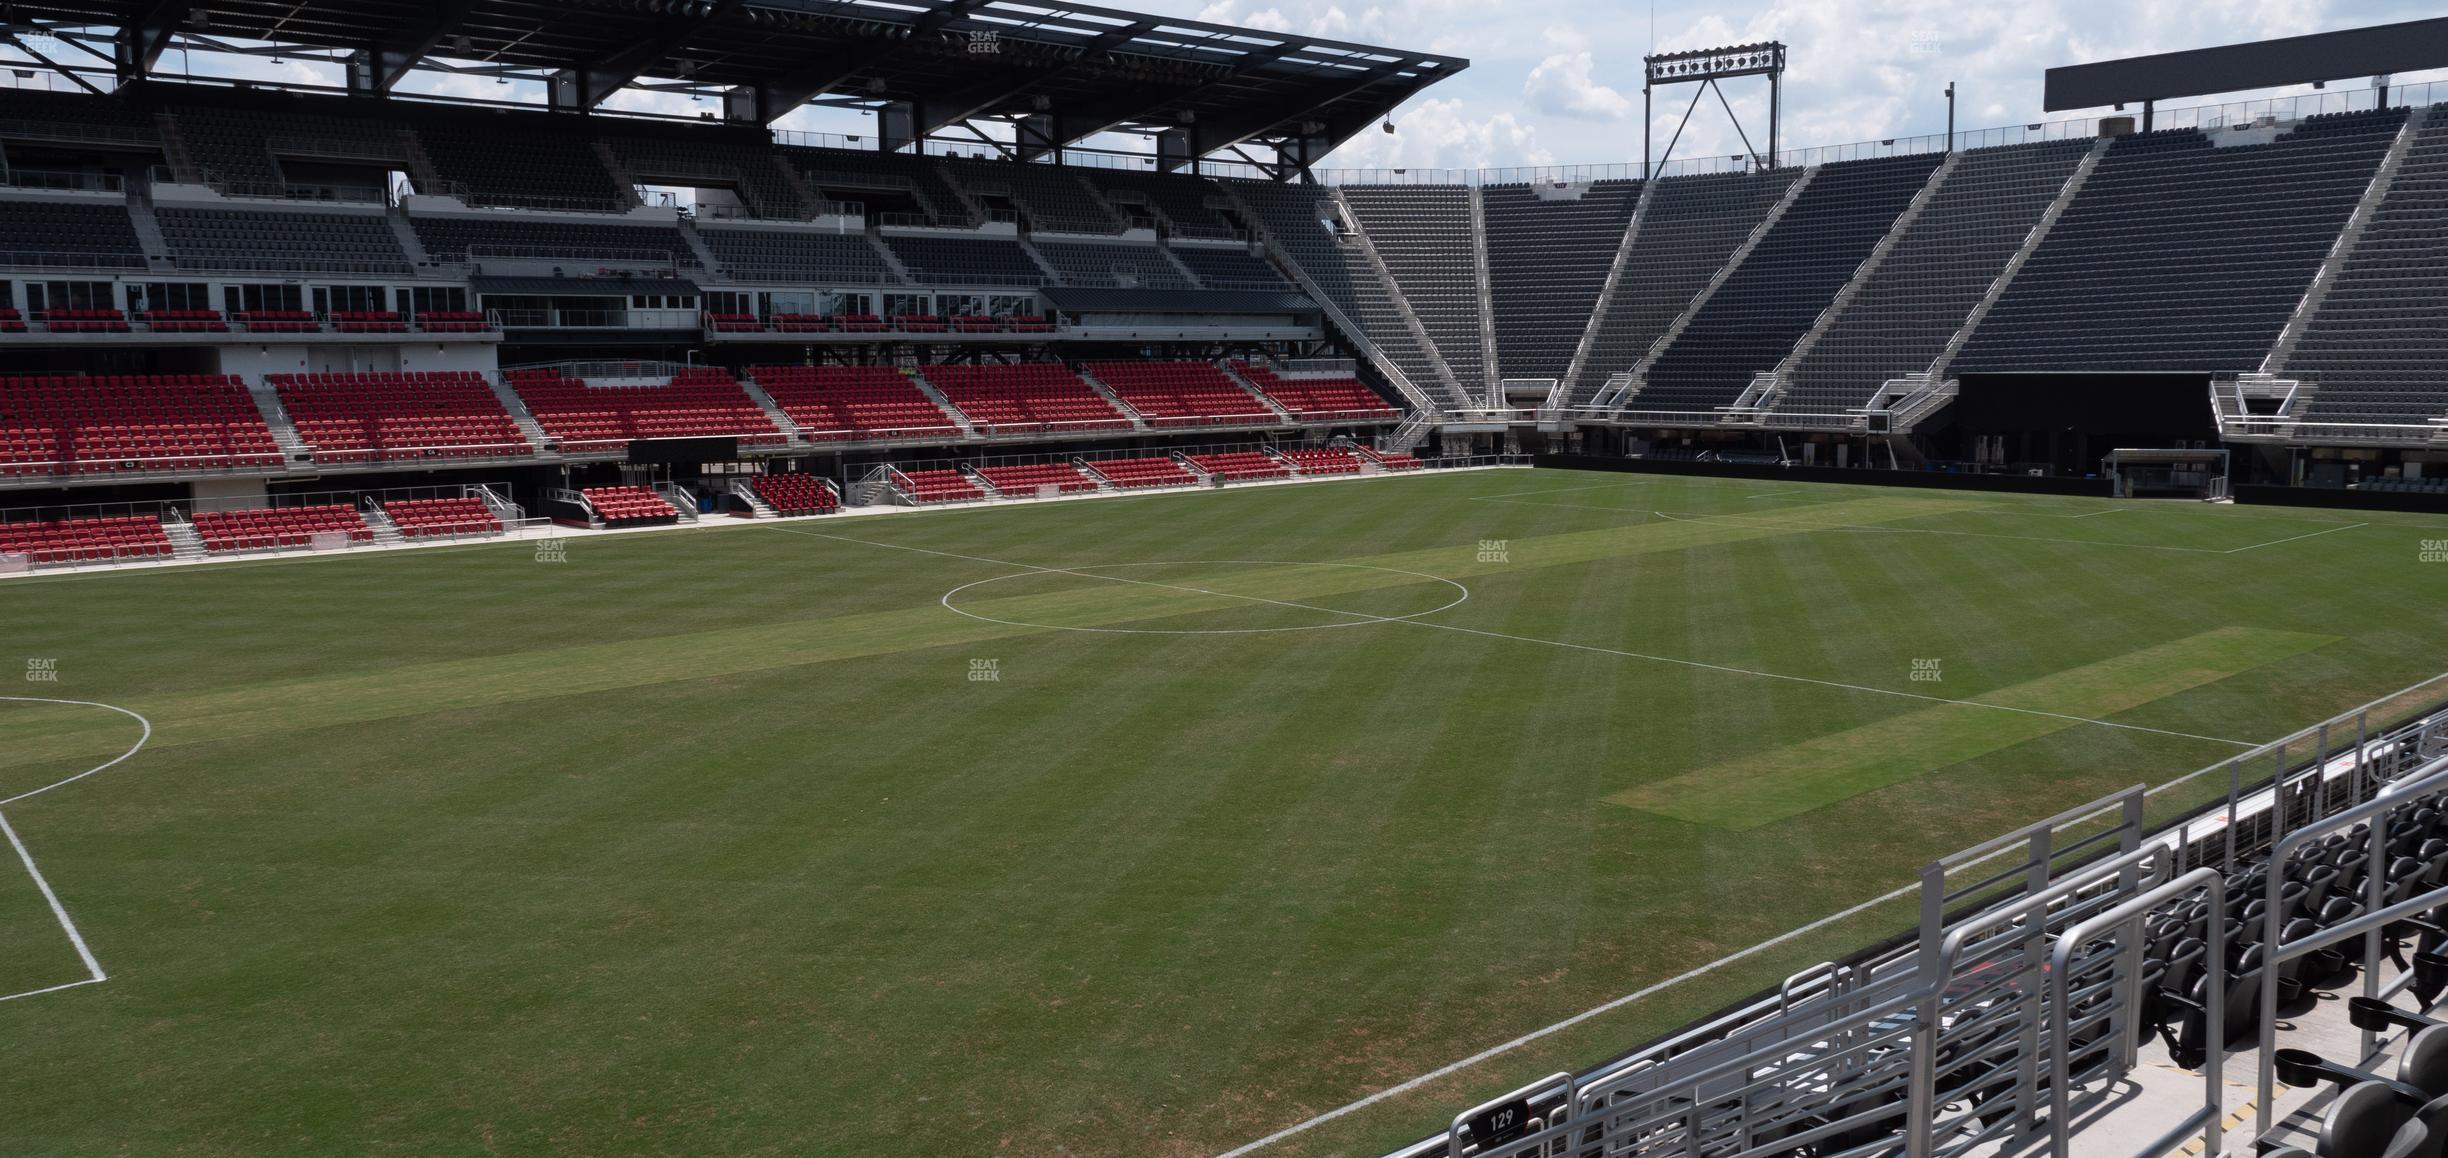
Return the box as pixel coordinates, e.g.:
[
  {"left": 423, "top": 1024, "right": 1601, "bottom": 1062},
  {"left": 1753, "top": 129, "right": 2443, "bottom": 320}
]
[{"left": 6, "top": 1, "right": 2445, "bottom": 176}]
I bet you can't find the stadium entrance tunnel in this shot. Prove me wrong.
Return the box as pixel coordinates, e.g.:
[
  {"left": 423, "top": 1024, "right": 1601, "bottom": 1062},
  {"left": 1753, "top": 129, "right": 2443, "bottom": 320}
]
[
  {"left": 1948, "top": 372, "right": 2219, "bottom": 476},
  {"left": 940, "top": 561, "right": 1468, "bottom": 635}
]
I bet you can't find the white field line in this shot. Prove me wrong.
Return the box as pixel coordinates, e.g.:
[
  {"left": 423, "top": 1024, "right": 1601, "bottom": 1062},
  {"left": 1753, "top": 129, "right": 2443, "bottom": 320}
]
[
  {"left": 1649, "top": 508, "right": 2379, "bottom": 557},
  {"left": 765, "top": 525, "right": 2279, "bottom": 1156},
  {"left": 1745, "top": 490, "right": 1806, "bottom": 500},
  {"left": 1470, "top": 480, "right": 1659, "bottom": 501},
  {"left": 766, "top": 528, "right": 2255, "bottom": 750},
  {"left": 2224, "top": 521, "right": 2369, "bottom": 554},
  {"left": 0, "top": 697, "right": 153, "bottom": 1004},
  {"left": 1212, "top": 731, "right": 2315, "bottom": 1157}
]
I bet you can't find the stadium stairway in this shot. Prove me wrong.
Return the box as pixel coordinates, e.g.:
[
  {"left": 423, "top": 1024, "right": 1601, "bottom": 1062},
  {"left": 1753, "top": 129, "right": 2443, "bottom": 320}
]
[
  {"left": 1607, "top": 166, "right": 1815, "bottom": 408},
  {"left": 159, "top": 515, "right": 206, "bottom": 560},
  {"left": 734, "top": 376, "right": 811, "bottom": 444},
  {"left": 360, "top": 505, "right": 407, "bottom": 547},
  {"left": 1070, "top": 366, "right": 1153, "bottom": 430},
  {"left": 1216, "top": 361, "right": 1299, "bottom": 422},
  {"left": 1741, "top": 151, "right": 1964, "bottom": 415},
  {"left": 1559, "top": 180, "right": 1658, "bottom": 393},
  {"left": 903, "top": 375, "right": 977, "bottom": 438},
  {"left": 241, "top": 379, "right": 314, "bottom": 467},
  {"left": 481, "top": 376, "right": 559, "bottom": 457},
  {"left": 2265, "top": 107, "right": 2428, "bottom": 373},
  {"left": 1331, "top": 187, "right": 1474, "bottom": 405}
]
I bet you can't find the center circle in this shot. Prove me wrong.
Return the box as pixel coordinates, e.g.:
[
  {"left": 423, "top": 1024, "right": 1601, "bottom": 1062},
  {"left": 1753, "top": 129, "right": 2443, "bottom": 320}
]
[{"left": 940, "top": 560, "right": 1470, "bottom": 636}]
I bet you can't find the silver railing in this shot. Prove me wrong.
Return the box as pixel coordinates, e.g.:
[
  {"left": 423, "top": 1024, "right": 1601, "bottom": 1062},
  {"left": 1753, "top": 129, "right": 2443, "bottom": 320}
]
[{"left": 1384, "top": 675, "right": 2448, "bottom": 1158}]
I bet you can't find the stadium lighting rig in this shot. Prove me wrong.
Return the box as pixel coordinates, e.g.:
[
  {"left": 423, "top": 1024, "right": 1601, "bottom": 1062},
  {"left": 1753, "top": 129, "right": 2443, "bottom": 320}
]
[{"left": 1643, "top": 41, "right": 1787, "bottom": 178}]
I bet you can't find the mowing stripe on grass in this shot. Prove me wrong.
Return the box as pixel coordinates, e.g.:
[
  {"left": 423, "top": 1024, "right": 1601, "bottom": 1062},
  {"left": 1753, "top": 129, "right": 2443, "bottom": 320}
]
[{"left": 1607, "top": 626, "right": 2335, "bottom": 828}]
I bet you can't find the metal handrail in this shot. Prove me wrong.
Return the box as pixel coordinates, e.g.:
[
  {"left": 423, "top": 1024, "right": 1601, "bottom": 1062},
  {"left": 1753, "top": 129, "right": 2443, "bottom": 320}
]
[
  {"left": 2255, "top": 755, "right": 2448, "bottom": 1137},
  {"left": 2046, "top": 868, "right": 2227, "bottom": 1158}
]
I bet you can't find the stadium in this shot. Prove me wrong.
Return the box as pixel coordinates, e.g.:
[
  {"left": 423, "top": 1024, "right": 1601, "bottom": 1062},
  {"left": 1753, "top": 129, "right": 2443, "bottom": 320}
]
[{"left": 1, "top": 0, "right": 2448, "bottom": 1153}]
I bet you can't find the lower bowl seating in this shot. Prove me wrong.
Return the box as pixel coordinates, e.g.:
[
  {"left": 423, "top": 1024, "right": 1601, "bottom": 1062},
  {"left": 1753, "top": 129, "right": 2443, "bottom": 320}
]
[
  {"left": 0, "top": 515, "right": 173, "bottom": 564},
  {"left": 749, "top": 474, "right": 838, "bottom": 515},
  {"left": 1280, "top": 448, "right": 1364, "bottom": 475},
  {"left": 1186, "top": 451, "right": 1291, "bottom": 482},
  {"left": 894, "top": 469, "right": 986, "bottom": 504},
  {"left": 381, "top": 497, "right": 504, "bottom": 539},
  {"left": 581, "top": 486, "right": 680, "bottom": 526},
  {"left": 1085, "top": 457, "right": 1199, "bottom": 488},
  {"left": 192, "top": 504, "right": 372, "bottom": 553},
  {"left": 975, "top": 463, "right": 1097, "bottom": 495}
]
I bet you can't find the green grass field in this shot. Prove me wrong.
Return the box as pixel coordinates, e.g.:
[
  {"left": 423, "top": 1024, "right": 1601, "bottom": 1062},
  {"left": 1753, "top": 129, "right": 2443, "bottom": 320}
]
[{"left": 2, "top": 467, "right": 2444, "bottom": 1157}]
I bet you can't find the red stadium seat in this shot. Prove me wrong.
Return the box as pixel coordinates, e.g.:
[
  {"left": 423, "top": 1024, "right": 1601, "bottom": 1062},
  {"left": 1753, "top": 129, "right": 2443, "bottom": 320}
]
[
  {"left": 748, "top": 366, "right": 961, "bottom": 443},
  {"left": 919, "top": 363, "right": 1130, "bottom": 437},
  {"left": 1083, "top": 361, "right": 1279, "bottom": 429},
  {"left": 270, "top": 372, "right": 532, "bottom": 464}
]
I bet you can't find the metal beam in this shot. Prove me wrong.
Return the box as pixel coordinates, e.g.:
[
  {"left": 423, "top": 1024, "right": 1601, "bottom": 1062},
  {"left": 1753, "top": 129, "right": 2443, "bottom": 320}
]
[
  {"left": 112, "top": 0, "right": 193, "bottom": 82},
  {"left": 1007, "top": 38, "right": 1304, "bottom": 160},
  {"left": 1184, "top": 59, "right": 1423, "bottom": 160},
  {"left": 748, "top": 0, "right": 992, "bottom": 125},
  {"left": 18, "top": 32, "right": 110, "bottom": 96},
  {"left": 367, "top": 0, "right": 479, "bottom": 93},
  {"left": 564, "top": 0, "right": 744, "bottom": 110}
]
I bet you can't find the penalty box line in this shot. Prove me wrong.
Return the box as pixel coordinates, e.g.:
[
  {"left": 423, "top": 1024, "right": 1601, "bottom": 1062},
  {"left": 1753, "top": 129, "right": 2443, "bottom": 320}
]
[
  {"left": 766, "top": 527, "right": 2256, "bottom": 752},
  {"left": 0, "top": 696, "right": 151, "bottom": 1004}
]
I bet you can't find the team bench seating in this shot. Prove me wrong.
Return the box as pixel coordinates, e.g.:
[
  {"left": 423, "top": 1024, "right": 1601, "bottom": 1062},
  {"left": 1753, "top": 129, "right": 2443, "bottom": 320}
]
[
  {"left": 581, "top": 486, "right": 680, "bottom": 526},
  {"left": 749, "top": 474, "right": 838, "bottom": 515}
]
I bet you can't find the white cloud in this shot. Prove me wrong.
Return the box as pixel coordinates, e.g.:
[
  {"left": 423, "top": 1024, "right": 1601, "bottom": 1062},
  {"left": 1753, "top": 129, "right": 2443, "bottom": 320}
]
[
  {"left": 1524, "top": 52, "right": 1637, "bottom": 121},
  {"left": 1329, "top": 96, "right": 1553, "bottom": 172}
]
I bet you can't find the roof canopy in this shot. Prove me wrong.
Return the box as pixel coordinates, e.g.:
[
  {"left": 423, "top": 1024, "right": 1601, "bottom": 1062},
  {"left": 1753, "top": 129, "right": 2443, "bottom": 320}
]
[{"left": 8, "top": 0, "right": 1464, "bottom": 175}]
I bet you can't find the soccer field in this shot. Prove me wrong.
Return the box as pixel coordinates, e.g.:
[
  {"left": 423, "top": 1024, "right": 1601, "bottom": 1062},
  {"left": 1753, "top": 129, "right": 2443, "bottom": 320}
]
[{"left": 2, "top": 468, "right": 2443, "bottom": 1157}]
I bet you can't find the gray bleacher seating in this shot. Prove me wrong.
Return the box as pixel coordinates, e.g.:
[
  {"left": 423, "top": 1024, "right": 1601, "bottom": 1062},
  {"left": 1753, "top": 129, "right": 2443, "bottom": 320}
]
[
  {"left": 170, "top": 101, "right": 409, "bottom": 194},
  {"left": 1028, "top": 239, "right": 1191, "bottom": 289},
  {"left": 880, "top": 234, "right": 1047, "bottom": 286},
  {"left": 1341, "top": 185, "right": 1488, "bottom": 390},
  {"left": 784, "top": 147, "right": 974, "bottom": 228},
  {"left": 157, "top": 207, "right": 411, "bottom": 273},
  {"left": 2291, "top": 107, "right": 2448, "bottom": 429},
  {"left": 1776, "top": 138, "right": 2095, "bottom": 419},
  {"left": 1083, "top": 171, "right": 1240, "bottom": 238},
  {"left": 1572, "top": 168, "right": 1805, "bottom": 402},
  {"left": 409, "top": 107, "right": 630, "bottom": 212},
  {"left": 1638, "top": 152, "right": 1946, "bottom": 412},
  {"left": 1169, "top": 245, "right": 1289, "bottom": 290},
  {"left": 695, "top": 226, "right": 898, "bottom": 284},
  {"left": 1480, "top": 179, "right": 1641, "bottom": 382},
  {"left": 0, "top": 198, "right": 146, "bottom": 268},
  {"left": 1954, "top": 108, "right": 2407, "bottom": 374},
  {"left": 1231, "top": 181, "right": 1459, "bottom": 405},
  {"left": 410, "top": 216, "right": 695, "bottom": 266},
  {"left": 944, "top": 158, "right": 1121, "bottom": 234},
  {"left": 606, "top": 130, "right": 812, "bottom": 220},
  {"left": 0, "top": 87, "right": 156, "bottom": 138}
]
